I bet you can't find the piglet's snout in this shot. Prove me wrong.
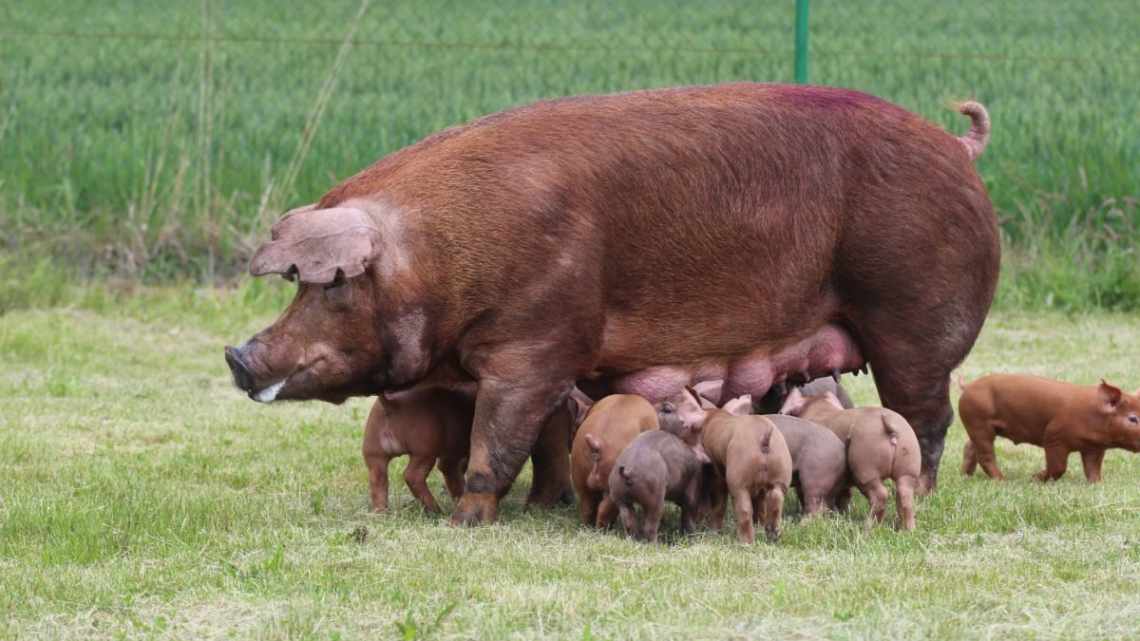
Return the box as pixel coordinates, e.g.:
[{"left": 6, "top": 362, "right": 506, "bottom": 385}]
[{"left": 224, "top": 345, "right": 255, "bottom": 392}]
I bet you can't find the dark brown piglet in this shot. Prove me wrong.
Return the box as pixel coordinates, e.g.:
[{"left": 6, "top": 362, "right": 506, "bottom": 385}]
[
  {"left": 958, "top": 374, "right": 1140, "bottom": 482},
  {"left": 781, "top": 389, "right": 920, "bottom": 530},
  {"left": 571, "top": 394, "right": 658, "bottom": 527},
  {"left": 362, "top": 388, "right": 472, "bottom": 513},
  {"left": 608, "top": 430, "right": 703, "bottom": 543},
  {"left": 364, "top": 387, "right": 573, "bottom": 513}
]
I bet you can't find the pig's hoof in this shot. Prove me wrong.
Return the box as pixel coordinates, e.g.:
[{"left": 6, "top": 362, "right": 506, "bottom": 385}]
[{"left": 449, "top": 492, "right": 498, "bottom": 526}]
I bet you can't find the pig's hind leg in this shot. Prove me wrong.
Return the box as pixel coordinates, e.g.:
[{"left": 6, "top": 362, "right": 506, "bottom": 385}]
[
  {"left": 961, "top": 440, "right": 978, "bottom": 476},
  {"left": 960, "top": 411, "right": 1004, "bottom": 480},
  {"left": 731, "top": 487, "right": 756, "bottom": 544},
  {"left": 894, "top": 474, "right": 917, "bottom": 531},
  {"left": 404, "top": 454, "right": 443, "bottom": 513},
  {"left": 760, "top": 487, "right": 784, "bottom": 542},
  {"left": 858, "top": 478, "right": 890, "bottom": 527},
  {"left": 364, "top": 451, "right": 392, "bottom": 512}
]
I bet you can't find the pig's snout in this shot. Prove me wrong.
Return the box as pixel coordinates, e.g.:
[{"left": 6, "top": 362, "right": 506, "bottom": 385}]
[{"left": 224, "top": 345, "right": 256, "bottom": 393}]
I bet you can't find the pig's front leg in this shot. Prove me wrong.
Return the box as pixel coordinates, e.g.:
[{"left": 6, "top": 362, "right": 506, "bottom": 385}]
[
  {"left": 451, "top": 376, "right": 573, "bottom": 526},
  {"left": 1080, "top": 449, "right": 1105, "bottom": 483}
]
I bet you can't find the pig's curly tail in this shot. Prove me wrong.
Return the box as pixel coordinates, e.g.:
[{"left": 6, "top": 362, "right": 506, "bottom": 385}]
[{"left": 955, "top": 101, "right": 990, "bottom": 161}]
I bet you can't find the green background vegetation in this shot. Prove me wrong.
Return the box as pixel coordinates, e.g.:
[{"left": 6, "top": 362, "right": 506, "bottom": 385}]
[{"left": 1, "top": 0, "right": 1137, "bottom": 308}]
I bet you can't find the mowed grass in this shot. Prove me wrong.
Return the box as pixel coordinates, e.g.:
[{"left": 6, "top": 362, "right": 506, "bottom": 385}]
[
  {"left": 2, "top": 288, "right": 1139, "bottom": 640},
  {"left": 1, "top": 0, "right": 1138, "bottom": 298}
]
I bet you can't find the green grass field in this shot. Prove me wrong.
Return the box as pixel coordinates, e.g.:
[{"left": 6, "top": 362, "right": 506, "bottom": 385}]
[
  {"left": 2, "top": 285, "right": 1140, "bottom": 640},
  {"left": 1, "top": 0, "right": 1138, "bottom": 307}
]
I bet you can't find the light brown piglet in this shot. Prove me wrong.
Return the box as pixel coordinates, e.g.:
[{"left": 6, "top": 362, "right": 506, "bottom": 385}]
[
  {"left": 781, "top": 388, "right": 921, "bottom": 530},
  {"left": 694, "top": 391, "right": 793, "bottom": 544},
  {"left": 958, "top": 374, "right": 1140, "bottom": 482},
  {"left": 571, "top": 394, "right": 659, "bottom": 527}
]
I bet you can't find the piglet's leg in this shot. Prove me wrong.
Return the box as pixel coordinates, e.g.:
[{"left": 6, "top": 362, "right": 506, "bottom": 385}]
[
  {"left": 860, "top": 479, "right": 889, "bottom": 527},
  {"left": 761, "top": 487, "right": 784, "bottom": 543},
  {"left": 1080, "top": 449, "right": 1105, "bottom": 484},
  {"left": 452, "top": 377, "right": 572, "bottom": 526},
  {"left": 595, "top": 495, "right": 619, "bottom": 529},
  {"left": 642, "top": 490, "right": 666, "bottom": 544},
  {"left": 1034, "top": 445, "right": 1069, "bottom": 482},
  {"left": 895, "top": 474, "right": 917, "bottom": 531},
  {"left": 618, "top": 504, "right": 639, "bottom": 540},
  {"left": 961, "top": 441, "right": 978, "bottom": 476},
  {"left": 364, "top": 451, "right": 391, "bottom": 512},
  {"left": 404, "top": 455, "right": 442, "bottom": 513},
  {"left": 732, "top": 488, "right": 756, "bottom": 544}
]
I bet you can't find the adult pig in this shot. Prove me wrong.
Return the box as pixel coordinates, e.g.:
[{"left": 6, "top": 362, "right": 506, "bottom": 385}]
[{"left": 224, "top": 83, "right": 999, "bottom": 525}]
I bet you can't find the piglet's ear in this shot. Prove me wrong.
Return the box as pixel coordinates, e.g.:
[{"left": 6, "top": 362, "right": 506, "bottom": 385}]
[
  {"left": 723, "top": 395, "right": 753, "bottom": 416},
  {"left": 250, "top": 205, "right": 379, "bottom": 284},
  {"left": 1098, "top": 380, "right": 1123, "bottom": 412},
  {"left": 779, "top": 387, "right": 805, "bottom": 415},
  {"left": 823, "top": 391, "right": 845, "bottom": 410}
]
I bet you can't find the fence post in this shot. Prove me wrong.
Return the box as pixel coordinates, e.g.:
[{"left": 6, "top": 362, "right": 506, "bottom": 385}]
[{"left": 794, "top": 0, "right": 809, "bottom": 83}]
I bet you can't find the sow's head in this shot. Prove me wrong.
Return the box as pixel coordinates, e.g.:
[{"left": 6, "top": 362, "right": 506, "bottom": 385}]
[{"left": 224, "top": 204, "right": 392, "bottom": 405}]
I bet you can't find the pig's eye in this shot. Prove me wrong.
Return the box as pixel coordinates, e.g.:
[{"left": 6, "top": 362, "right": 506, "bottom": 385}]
[
  {"left": 1128, "top": 415, "right": 1139, "bottom": 425},
  {"left": 661, "top": 402, "right": 676, "bottom": 414}
]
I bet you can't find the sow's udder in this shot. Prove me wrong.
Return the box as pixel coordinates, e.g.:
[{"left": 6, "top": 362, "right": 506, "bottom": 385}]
[{"left": 608, "top": 324, "right": 864, "bottom": 405}]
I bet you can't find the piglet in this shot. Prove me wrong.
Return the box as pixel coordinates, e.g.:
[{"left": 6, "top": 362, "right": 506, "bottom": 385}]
[
  {"left": 362, "top": 387, "right": 472, "bottom": 513},
  {"left": 571, "top": 394, "right": 659, "bottom": 527},
  {"left": 608, "top": 428, "right": 704, "bottom": 543},
  {"left": 761, "top": 409, "right": 848, "bottom": 516},
  {"left": 363, "top": 387, "right": 573, "bottom": 513},
  {"left": 958, "top": 374, "right": 1140, "bottom": 482},
  {"left": 695, "top": 392, "right": 793, "bottom": 543},
  {"left": 781, "top": 388, "right": 920, "bottom": 530}
]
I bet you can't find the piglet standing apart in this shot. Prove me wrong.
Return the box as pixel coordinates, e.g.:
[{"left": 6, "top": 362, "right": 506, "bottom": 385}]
[
  {"left": 699, "top": 399, "right": 794, "bottom": 543},
  {"left": 571, "top": 394, "right": 659, "bottom": 527},
  {"left": 958, "top": 374, "right": 1140, "bottom": 482},
  {"left": 608, "top": 430, "right": 704, "bottom": 543},
  {"left": 363, "top": 387, "right": 573, "bottom": 513},
  {"left": 781, "top": 389, "right": 920, "bottom": 530}
]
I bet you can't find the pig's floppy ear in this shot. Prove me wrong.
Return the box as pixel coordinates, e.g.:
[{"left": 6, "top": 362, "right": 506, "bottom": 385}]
[
  {"left": 779, "top": 387, "right": 805, "bottom": 415},
  {"left": 249, "top": 206, "right": 379, "bottom": 284},
  {"left": 1098, "top": 379, "right": 1123, "bottom": 412},
  {"left": 723, "top": 394, "right": 753, "bottom": 416}
]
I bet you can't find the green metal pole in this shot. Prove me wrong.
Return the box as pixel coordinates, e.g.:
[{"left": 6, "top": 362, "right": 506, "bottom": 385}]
[{"left": 794, "top": 0, "right": 809, "bottom": 84}]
